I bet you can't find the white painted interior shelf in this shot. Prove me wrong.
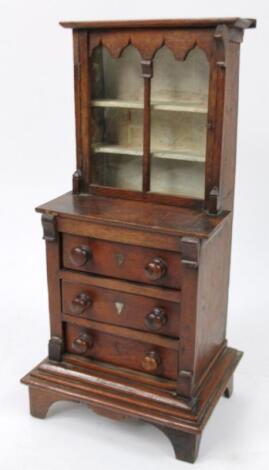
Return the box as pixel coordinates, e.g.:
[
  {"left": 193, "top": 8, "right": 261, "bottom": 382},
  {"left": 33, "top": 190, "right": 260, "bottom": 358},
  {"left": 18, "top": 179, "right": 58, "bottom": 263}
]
[
  {"left": 92, "top": 144, "right": 205, "bottom": 163},
  {"left": 91, "top": 99, "right": 207, "bottom": 114}
]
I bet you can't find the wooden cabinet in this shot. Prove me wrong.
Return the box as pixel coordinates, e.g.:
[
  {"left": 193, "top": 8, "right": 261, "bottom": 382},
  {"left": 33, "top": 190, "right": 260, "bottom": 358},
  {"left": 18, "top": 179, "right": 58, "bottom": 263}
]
[{"left": 21, "top": 17, "right": 256, "bottom": 463}]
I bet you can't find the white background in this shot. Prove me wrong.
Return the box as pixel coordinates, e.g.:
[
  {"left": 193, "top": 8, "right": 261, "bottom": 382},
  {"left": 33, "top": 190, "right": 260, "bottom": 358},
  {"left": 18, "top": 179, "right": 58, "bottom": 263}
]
[{"left": 0, "top": 1, "right": 268, "bottom": 469}]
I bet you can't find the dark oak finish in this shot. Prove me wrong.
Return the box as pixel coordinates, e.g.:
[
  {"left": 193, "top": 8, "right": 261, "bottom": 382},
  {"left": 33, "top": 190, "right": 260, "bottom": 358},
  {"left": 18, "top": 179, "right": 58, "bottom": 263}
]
[{"left": 22, "top": 18, "right": 255, "bottom": 463}]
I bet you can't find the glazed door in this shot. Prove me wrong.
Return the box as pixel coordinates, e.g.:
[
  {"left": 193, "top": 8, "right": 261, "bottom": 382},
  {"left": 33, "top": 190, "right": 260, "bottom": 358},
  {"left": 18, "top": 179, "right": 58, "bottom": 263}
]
[
  {"left": 90, "top": 45, "right": 144, "bottom": 190},
  {"left": 84, "top": 30, "right": 213, "bottom": 205},
  {"left": 149, "top": 46, "right": 209, "bottom": 198}
]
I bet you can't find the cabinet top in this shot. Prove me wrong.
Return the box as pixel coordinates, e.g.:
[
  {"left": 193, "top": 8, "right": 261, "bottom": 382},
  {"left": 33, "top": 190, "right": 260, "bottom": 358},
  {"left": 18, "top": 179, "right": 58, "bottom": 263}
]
[
  {"left": 60, "top": 17, "right": 256, "bottom": 31},
  {"left": 36, "top": 192, "right": 229, "bottom": 239}
]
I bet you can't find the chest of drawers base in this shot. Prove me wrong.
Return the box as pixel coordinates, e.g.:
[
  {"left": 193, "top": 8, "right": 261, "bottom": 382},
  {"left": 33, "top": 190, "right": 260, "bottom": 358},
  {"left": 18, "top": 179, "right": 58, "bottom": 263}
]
[{"left": 21, "top": 192, "right": 243, "bottom": 463}]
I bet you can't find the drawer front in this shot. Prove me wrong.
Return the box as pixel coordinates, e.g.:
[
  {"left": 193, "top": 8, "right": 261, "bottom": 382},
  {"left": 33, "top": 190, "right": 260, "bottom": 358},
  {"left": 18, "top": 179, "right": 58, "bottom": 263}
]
[
  {"left": 65, "top": 323, "right": 178, "bottom": 380},
  {"left": 62, "top": 280, "right": 180, "bottom": 338},
  {"left": 62, "top": 234, "right": 181, "bottom": 289}
]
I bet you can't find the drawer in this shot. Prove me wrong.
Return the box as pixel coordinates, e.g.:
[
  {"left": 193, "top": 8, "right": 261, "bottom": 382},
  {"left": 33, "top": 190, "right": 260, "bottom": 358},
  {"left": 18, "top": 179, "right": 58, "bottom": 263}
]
[
  {"left": 65, "top": 323, "right": 178, "bottom": 380},
  {"left": 62, "top": 280, "right": 180, "bottom": 337},
  {"left": 62, "top": 234, "right": 181, "bottom": 289}
]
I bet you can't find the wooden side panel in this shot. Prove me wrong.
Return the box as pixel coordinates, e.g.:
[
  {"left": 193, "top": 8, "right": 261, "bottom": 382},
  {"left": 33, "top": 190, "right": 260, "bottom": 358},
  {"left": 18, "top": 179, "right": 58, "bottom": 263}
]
[
  {"left": 142, "top": 60, "right": 152, "bottom": 192},
  {"left": 204, "top": 26, "right": 226, "bottom": 213},
  {"left": 72, "top": 30, "right": 91, "bottom": 192},
  {"left": 194, "top": 214, "right": 232, "bottom": 383},
  {"left": 219, "top": 41, "right": 241, "bottom": 211},
  {"left": 177, "top": 237, "right": 200, "bottom": 398},
  {"left": 41, "top": 215, "right": 63, "bottom": 360},
  {"left": 73, "top": 30, "right": 82, "bottom": 174},
  {"left": 45, "top": 241, "right": 62, "bottom": 337},
  {"left": 177, "top": 213, "right": 232, "bottom": 396}
]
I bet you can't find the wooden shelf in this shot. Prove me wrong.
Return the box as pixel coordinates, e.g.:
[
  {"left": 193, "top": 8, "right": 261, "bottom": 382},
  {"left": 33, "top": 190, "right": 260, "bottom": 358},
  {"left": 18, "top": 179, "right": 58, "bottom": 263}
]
[
  {"left": 152, "top": 101, "right": 207, "bottom": 114},
  {"left": 91, "top": 99, "right": 207, "bottom": 114},
  {"left": 153, "top": 149, "right": 205, "bottom": 163},
  {"left": 92, "top": 99, "right": 143, "bottom": 110},
  {"left": 92, "top": 144, "right": 205, "bottom": 163},
  {"left": 93, "top": 144, "right": 143, "bottom": 157}
]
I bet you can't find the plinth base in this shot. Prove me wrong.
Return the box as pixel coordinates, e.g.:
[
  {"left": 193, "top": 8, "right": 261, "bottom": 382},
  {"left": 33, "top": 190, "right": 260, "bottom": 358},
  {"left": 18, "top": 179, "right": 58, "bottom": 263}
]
[{"left": 21, "top": 347, "right": 242, "bottom": 463}]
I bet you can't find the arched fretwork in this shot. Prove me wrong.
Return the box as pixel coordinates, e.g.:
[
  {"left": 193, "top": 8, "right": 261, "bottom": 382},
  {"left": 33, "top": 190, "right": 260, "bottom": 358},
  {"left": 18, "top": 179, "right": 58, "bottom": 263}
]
[{"left": 89, "top": 29, "right": 213, "bottom": 61}]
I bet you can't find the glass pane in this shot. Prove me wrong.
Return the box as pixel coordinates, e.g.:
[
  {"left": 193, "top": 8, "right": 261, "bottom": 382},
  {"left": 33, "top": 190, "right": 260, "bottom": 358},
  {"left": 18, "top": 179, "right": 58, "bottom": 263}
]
[
  {"left": 150, "top": 46, "right": 209, "bottom": 198},
  {"left": 90, "top": 45, "right": 143, "bottom": 190}
]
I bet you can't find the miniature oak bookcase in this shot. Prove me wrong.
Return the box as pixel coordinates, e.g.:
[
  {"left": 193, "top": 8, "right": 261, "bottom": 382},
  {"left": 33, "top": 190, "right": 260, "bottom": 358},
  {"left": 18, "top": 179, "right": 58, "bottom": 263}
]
[{"left": 21, "top": 18, "right": 256, "bottom": 463}]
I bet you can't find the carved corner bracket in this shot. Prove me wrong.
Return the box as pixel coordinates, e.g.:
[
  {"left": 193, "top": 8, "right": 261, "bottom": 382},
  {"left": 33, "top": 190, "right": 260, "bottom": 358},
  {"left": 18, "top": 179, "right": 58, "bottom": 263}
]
[
  {"left": 72, "top": 168, "right": 82, "bottom": 194},
  {"left": 141, "top": 59, "right": 153, "bottom": 78},
  {"left": 48, "top": 336, "right": 63, "bottom": 362},
  {"left": 214, "top": 22, "right": 244, "bottom": 68},
  {"left": 214, "top": 25, "right": 228, "bottom": 68},
  {"left": 207, "top": 186, "right": 220, "bottom": 215},
  {"left": 177, "top": 369, "right": 196, "bottom": 399},
  {"left": 181, "top": 237, "right": 200, "bottom": 270},
  {"left": 228, "top": 18, "right": 252, "bottom": 44},
  {"left": 228, "top": 27, "right": 245, "bottom": 44},
  {"left": 41, "top": 214, "right": 58, "bottom": 242}
]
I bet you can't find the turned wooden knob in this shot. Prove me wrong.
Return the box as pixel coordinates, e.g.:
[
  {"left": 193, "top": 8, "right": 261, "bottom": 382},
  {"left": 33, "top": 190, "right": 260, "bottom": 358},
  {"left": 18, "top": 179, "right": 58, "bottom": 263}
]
[
  {"left": 70, "top": 293, "right": 92, "bottom": 315},
  {"left": 145, "top": 307, "right": 167, "bottom": 331},
  {"left": 144, "top": 258, "right": 167, "bottom": 281},
  {"left": 72, "top": 333, "right": 94, "bottom": 354},
  {"left": 69, "top": 246, "right": 91, "bottom": 267},
  {"left": 141, "top": 351, "right": 160, "bottom": 372}
]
